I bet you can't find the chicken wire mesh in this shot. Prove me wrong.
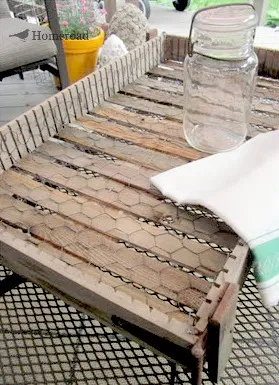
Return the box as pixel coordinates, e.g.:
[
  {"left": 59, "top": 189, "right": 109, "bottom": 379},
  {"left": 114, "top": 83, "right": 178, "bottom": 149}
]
[{"left": 0, "top": 266, "right": 278, "bottom": 385}]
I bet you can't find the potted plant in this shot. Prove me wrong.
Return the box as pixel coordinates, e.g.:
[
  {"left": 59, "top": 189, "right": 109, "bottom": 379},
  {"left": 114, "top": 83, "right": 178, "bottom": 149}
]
[{"left": 56, "top": 0, "right": 106, "bottom": 84}]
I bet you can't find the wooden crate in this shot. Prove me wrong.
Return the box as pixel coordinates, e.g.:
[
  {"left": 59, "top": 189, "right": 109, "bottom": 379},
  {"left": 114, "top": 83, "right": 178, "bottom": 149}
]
[{"left": 0, "top": 34, "right": 278, "bottom": 384}]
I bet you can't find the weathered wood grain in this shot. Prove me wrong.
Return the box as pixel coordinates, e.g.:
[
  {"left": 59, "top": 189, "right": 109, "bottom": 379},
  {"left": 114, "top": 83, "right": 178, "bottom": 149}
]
[
  {"left": 0, "top": 222, "right": 199, "bottom": 352},
  {"left": 93, "top": 103, "right": 185, "bottom": 141},
  {"left": 0, "top": 170, "right": 214, "bottom": 315},
  {"left": 207, "top": 283, "right": 239, "bottom": 383},
  {"left": 0, "top": 33, "right": 277, "bottom": 385},
  {"left": 78, "top": 116, "right": 201, "bottom": 161},
  {"left": 58, "top": 125, "right": 186, "bottom": 171},
  {"left": 108, "top": 93, "right": 183, "bottom": 121},
  {"left": 35, "top": 140, "right": 237, "bottom": 248},
  {"left": 1, "top": 165, "right": 231, "bottom": 277}
]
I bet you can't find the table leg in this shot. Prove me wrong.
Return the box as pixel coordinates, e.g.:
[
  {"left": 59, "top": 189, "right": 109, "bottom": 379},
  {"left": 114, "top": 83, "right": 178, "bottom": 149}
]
[
  {"left": 0, "top": 273, "right": 27, "bottom": 296},
  {"left": 169, "top": 361, "right": 176, "bottom": 385},
  {"left": 191, "top": 355, "right": 204, "bottom": 385}
]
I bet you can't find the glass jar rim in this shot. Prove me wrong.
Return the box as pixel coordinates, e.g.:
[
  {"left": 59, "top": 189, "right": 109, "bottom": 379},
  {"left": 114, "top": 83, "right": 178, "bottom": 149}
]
[{"left": 193, "top": 4, "right": 258, "bottom": 32}]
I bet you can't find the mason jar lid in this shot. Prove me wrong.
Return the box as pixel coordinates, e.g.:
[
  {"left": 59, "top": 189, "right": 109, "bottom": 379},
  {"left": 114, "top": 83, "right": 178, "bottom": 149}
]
[
  {"left": 189, "top": 4, "right": 258, "bottom": 60},
  {"left": 194, "top": 4, "right": 258, "bottom": 32}
]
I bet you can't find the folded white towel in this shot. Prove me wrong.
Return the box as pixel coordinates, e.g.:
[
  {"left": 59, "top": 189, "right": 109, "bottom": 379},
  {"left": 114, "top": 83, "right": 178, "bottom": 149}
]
[{"left": 151, "top": 131, "right": 279, "bottom": 308}]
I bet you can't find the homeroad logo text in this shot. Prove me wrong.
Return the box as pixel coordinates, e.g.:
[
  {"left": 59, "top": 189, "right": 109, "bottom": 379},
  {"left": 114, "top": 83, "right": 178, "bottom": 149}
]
[
  {"left": 9, "top": 28, "right": 89, "bottom": 42},
  {"left": 33, "top": 31, "right": 89, "bottom": 40}
]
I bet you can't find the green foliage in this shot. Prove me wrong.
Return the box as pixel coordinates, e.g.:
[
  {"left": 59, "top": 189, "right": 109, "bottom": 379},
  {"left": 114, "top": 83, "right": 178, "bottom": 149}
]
[
  {"left": 188, "top": 0, "right": 242, "bottom": 11},
  {"left": 266, "top": 0, "right": 279, "bottom": 27},
  {"left": 153, "top": 0, "right": 279, "bottom": 27},
  {"left": 188, "top": 0, "right": 279, "bottom": 27}
]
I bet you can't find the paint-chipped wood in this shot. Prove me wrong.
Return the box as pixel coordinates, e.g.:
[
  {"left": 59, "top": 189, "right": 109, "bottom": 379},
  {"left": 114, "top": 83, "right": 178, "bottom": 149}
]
[
  {"left": 0, "top": 33, "right": 278, "bottom": 385},
  {"left": 207, "top": 283, "right": 239, "bottom": 383}
]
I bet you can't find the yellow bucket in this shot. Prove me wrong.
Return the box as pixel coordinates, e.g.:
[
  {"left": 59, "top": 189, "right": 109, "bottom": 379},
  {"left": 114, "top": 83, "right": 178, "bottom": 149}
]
[{"left": 62, "top": 28, "right": 104, "bottom": 84}]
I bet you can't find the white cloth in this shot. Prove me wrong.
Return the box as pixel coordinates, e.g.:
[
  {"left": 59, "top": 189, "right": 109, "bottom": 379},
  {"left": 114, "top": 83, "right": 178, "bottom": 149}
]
[{"left": 151, "top": 131, "right": 279, "bottom": 308}]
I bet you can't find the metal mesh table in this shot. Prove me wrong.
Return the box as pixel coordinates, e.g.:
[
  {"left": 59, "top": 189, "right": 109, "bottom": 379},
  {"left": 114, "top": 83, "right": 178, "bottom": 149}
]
[
  {"left": 0, "top": 35, "right": 278, "bottom": 384},
  {"left": 0, "top": 265, "right": 278, "bottom": 385}
]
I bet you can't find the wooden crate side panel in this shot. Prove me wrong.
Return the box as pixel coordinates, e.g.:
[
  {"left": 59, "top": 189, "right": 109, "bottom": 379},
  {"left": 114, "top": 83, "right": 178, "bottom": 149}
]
[
  {"left": 164, "top": 35, "right": 189, "bottom": 61},
  {"left": 194, "top": 240, "right": 248, "bottom": 334},
  {"left": 223, "top": 240, "right": 250, "bottom": 287},
  {"left": 166, "top": 35, "right": 279, "bottom": 78},
  {"left": 207, "top": 283, "right": 239, "bottom": 383},
  {"left": 0, "top": 36, "right": 164, "bottom": 174},
  {"left": 0, "top": 227, "right": 196, "bottom": 349}
]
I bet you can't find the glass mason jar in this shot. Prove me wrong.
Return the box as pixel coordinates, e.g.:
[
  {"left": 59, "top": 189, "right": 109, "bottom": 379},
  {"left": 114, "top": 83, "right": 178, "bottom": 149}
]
[{"left": 183, "top": 4, "right": 258, "bottom": 153}]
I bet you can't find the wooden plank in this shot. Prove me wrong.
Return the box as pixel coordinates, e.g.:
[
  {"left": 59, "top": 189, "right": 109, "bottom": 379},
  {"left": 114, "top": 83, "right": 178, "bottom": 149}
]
[
  {"left": 108, "top": 81, "right": 279, "bottom": 133},
  {"left": 0, "top": 171, "right": 213, "bottom": 314},
  {"left": 126, "top": 80, "right": 279, "bottom": 117},
  {"left": 108, "top": 93, "right": 183, "bottom": 121},
  {"left": 178, "top": 37, "right": 188, "bottom": 62},
  {"left": 36, "top": 139, "right": 237, "bottom": 244},
  {"left": 78, "top": 116, "right": 201, "bottom": 161},
  {"left": 163, "top": 60, "right": 183, "bottom": 70},
  {"left": 149, "top": 65, "right": 184, "bottom": 81},
  {"left": 0, "top": 127, "right": 14, "bottom": 170},
  {"left": 143, "top": 71, "right": 279, "bottom": 103},
  {"left": 92, "top": 70, "right": 106, "bottom": 105},
  {"left": 171, "top": 36, "right": 179, "bottom": 61},
  {"left": 99, "top": 66, "right": 110, "bottom": 101},
  {"left": 223, "top": 240, "right": 250, "bottom": 287},
  {"left": 135, "top": 73, "right": 279, "bottom": 108},
  {"left": 165, "top": 35, "right": 189, "bottom": 62},
  {"left": 19, "top": 150, "right": 236, "bottom": 252},
  {"left": 256, "top": 47, "right": 266, "bottom": 75},
  {"left": 252, "top": 98, "right": 279, "bottom": 117},
  {"left": 207, "top": 283, "right": 239, "bottom": 383},
  {"left": 262, "top": 49, "right": 279, "bottom": 78},
  {"left": 122, "top": 82, "right": 183, "bottom": 107},
  {"left": 93, "top": 104, "right": 185, "bottom": 141},
  {"left": 0, "top": 225, "right": 199, "bottom": 353},
  {"left": 3, "top": 161, "right": 232, "bottom": 274},
  {"left": 148, "top": 64, "right": 279, "bottom": 100},
  {"left": 59, "top": 124, "right": 186, "bottom": 171},
  {"left": 250, "top": 110, "right": 279, "bottom": 130},
  {"left": 136, "top": 76, "right": 183, "bottom": 95}
]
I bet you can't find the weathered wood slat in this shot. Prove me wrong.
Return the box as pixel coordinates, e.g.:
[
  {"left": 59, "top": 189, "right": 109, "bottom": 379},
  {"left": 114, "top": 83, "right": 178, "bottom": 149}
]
[
  {"left": 149, "top": 65, "right": 184, "bottom": 81},
  {"left": 149, "top": 64, "right": 279, "bottom": 101},
  {"left": 138, "top": 73, "right": 279, "bottom": 109},
  {"left": 1, "top": 34, "right": 277, "bottom": 385},
  {"left": 252, "top": 99, "right": 279, "bottom": 117},
  {"left": 108, "top": 93, "right": 183, "bottom": 121},
  {"left": 93, "top": 104, "right": 185, "bottom": 142},
  {"left": 136, "top": 76, "right": 183, "bottom": 96},
  {"left": 35, "top": 140, "right": 237, "bottom": 247},
  {"left": 58, "top": 125, "right": 186, "bottom": 172},
  {"left": 0, "top": 170, "right": 214, "bottom": 313},
  {"left": 207, "top": 283, "right": 239, "bottom": 383},
  {"left": 18, "top": 151, "right": 236, "bottom": 251},
  {"left": 78, "top": 116, "right": 201, "bottom": 161},
  {"left": 0, "top": 222, "right": 200, "bottom": 351},
  {"left": 107, "top": 80, "right": 279, "bottom": 135},
  {"left": 8, "top": 157, "right": 231, "bottom": 274},
  {"left": 126, "top": 77, "right": 279, "bottom": 116},
  {"left": 122, "top": 83, "right": 183, "bottom": 107}
]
